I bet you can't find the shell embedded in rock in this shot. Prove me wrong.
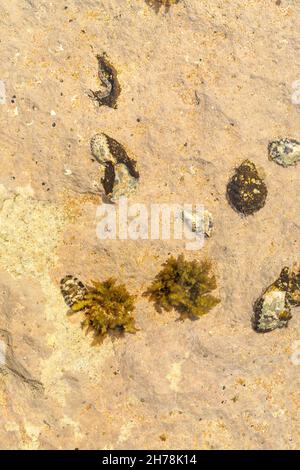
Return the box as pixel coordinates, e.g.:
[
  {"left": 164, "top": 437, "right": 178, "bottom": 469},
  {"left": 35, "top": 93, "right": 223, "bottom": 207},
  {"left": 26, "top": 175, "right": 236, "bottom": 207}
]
[
  {"left": 90, "top": 133, "right": 139, "bottom": 201},
  {"left": 182, "top": 209, "right": 213, "bottom": 238},
  {"left": 252, "top": 265, "right": 300, "bottom": 333},
  {"left": 268, "top": 138, "right": 300, "bottom": 167},
  {"left": 88, "top": 54, "right": 120, "bottom": 109},
  {"left": 226, "top": 160, "right": 267, "bottom": 215}
]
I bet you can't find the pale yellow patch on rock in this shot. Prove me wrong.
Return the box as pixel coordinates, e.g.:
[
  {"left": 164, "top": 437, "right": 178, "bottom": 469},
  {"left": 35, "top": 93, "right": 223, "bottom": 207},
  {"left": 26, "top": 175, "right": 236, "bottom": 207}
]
[
  {"left": 118, "top": 421, "right": 135, "bottom": 444},
  {"left": 0, "top": 186, "right": 65, "bottom": 279},
  {"left": 166, "top": 361, "right": 183, "bottom": 392}
]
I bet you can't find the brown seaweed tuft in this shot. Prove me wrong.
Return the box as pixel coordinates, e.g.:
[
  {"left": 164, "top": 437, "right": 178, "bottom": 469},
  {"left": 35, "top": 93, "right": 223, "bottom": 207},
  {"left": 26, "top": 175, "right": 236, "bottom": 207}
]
[
  {"left": 61, "top": 276, "right": 137, "bottom": 338},
  {"left": 144, "top": 255, "right": 220, "bottom": 320}
]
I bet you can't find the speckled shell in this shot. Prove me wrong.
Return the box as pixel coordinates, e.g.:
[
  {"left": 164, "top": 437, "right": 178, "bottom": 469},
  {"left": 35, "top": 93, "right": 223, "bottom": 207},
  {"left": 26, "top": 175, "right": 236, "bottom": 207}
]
[
  {"left": 252, "top": 265, "right": 300, "bottom": 333},
  {"left": 90, "top": 133, "right": 139, "bottom": 176},
  {"left": 90, "top": 133, "right": 117, "bottom": 165},
  {"left": 252, "top": 284, "right": 292, "bottom": 333},
  {"left": 227, "top": 160, "right": 267, "bottom": 215},
  {"left": 280, "top": 264, "right": 300, "bottom": 306},
  {"left": 60, "top": 275, "right": 87, "bottom": 308},
  {"left": 268, "top": 139, "right": 300, "bottom": 167}
]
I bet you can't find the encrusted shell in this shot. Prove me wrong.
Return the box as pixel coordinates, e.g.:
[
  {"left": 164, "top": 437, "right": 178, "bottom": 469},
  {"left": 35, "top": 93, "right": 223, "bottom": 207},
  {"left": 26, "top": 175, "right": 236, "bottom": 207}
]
[
  {"left": 252, "top": 265, "right": 300, "bottom": 333},
  {"left": 268, "top": 138, "right": 300, "bottom": 167},
  {"left": 110, "top": 163, "right": 139, "bottom": 202},
  {"left": 90, "top": 133, "right": 117, "bottom": 164},
  {"left": 281, "top": 264, "right": 300, "bottom": 306},
  {"left": 227, "top": 160, "right": 267, "bottom": 215},
  {"left": 252, "top": 285, "right": 292, "bottom": 333},
  {"left": 91, "top": 133, "right": 139, "bottom": 202}
]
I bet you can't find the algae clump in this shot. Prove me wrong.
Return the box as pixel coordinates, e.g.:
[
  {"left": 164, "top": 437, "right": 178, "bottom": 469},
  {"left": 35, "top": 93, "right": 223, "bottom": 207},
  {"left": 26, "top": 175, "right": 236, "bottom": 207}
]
[
  {"left": 145, "top": 255, "right": 220, "bottom": 319},
  {"left": 69, "top": 278, "right": 137, "bottom": 337}
]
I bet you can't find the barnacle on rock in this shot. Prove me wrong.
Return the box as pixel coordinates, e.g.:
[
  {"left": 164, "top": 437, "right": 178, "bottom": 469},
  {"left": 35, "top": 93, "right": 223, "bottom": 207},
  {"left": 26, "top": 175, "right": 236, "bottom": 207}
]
[
  {"left": 268, "top": 138, "right": 300, "bottom": 167},
  {"left": 88, "top": 53, "right": 120, "bottom": 108},
  {"left": 144, "top": 255, "right": 220, "bottom": 320},
  {"left": 226, "top": 160, "right": 267, "bottom": 216},
  {"left": 252, "top": 264, "right": 300, "bottom": 333},
  {"left": 90, "top": 133, "right": 139, "bottom": 201},
  {"left": 145, "top": 0, "right": 180, "bottom": 12},
  {"left": 60, "top": 276, "right": 137, "bottom": 337}
]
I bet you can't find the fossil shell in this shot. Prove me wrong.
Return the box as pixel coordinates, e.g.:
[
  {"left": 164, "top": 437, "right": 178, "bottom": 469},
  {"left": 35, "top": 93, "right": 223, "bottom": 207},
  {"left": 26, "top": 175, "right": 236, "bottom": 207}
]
[
  {"left": 268, "top": 138, "right": 300, "bottom": 167},
  {"left": 252, "top": 285, "right": 292, "bottom": 333},
  {"left": 227, "top": 160, "right": 267, "bottom": 215}
]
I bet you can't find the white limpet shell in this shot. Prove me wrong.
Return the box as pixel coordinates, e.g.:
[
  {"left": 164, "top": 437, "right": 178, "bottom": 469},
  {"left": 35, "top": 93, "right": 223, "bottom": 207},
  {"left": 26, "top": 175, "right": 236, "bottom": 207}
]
[
  {"left": 110, "top": 163, "right": 139, "bottom": 202},
  {"left": 268, "top": 139, "right": 300, "bottom": 167},
  {"left": 90, "top": 133, "right": 117, "bottom": 165},
  {"left": 181, "top": 209, "right": 213, "bottom": 238}
]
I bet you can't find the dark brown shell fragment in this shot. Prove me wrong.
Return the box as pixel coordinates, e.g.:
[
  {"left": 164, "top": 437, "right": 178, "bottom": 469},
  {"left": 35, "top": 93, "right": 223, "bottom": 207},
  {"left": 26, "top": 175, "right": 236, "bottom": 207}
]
[
  {"left": 89, "top": 54, "right": 120, "bottom": 109},
  {"left": 226, "top": 160, "right": 267, "bottom": 215}
]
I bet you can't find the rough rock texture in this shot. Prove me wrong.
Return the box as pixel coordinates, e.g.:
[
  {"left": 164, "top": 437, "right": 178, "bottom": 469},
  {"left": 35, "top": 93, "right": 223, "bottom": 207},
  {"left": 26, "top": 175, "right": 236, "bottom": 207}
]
[{"left": 1, "top": 0, "right": 300, "bottom": 450}]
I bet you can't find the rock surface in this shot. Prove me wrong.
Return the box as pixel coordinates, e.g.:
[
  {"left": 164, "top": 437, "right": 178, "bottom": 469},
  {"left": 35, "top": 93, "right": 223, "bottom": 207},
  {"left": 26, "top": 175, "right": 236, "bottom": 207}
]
[{"left": 0, "top": 0, "right": 300, "bottom": 450}]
